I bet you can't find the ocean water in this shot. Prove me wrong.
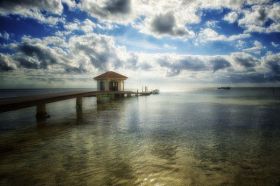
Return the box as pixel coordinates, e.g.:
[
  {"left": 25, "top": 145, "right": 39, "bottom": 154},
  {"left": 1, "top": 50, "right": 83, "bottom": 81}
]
[{"left": 0, "top": 88, "right": 280, "bottom": 185}]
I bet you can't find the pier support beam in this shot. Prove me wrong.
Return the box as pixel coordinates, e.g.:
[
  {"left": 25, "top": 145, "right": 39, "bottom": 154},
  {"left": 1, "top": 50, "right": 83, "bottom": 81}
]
[
  {"left": 76, "top": 97, "right": 83, "bottom": 110},
  {"left": 76, "top": 97, "right": 83, "bottom": 120},
  {"left": 36, "top": 103, "right": 49, "bottom": 120}
]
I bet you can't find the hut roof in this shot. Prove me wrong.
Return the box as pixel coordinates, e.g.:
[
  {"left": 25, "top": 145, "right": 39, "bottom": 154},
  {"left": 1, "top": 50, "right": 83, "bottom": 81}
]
[{"left": 94, "top": 71, "right": 128, "bottom": 80}]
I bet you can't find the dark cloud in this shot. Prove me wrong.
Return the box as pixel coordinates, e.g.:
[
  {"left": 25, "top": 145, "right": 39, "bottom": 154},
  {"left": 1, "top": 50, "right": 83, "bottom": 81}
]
[
  {"left": 138, "top": 63, "right": 152, "bottom": 70},
  {"left": 125, "top": 54, "right": 152, "bottom": 70},
  {"left": 0, "top": 62, "right": 13, "bottom": 71},
  {"left": 15, "top": 57, "right": 39, "bottom": 69},
  {"left": 158, "top": 59, "right": 176, "bottom": 76},
  {"left": 257, "top": 8, "right": 267, "bottom": 22},
  {"left": 0, "top": 33, "right": 130, "bottom": 74},
  {"left": 232, "top": 53, "right": 259, "bottom": 68},
  {"left": 158, "top": 55, "right": 245, "bottom": 77},
  {"left": 0, "top": 41, "right": 67, "bottom": 72},
  {"left": 0, "top": 0, "right": 63, "bottom": 24},
  {"left": 64, "top": 64, "right": 88, "bottom": 74},
  {"left": 211, "top": 57, "right": 231, "bottom": 72},
  {"left": 74, "top": 42, "right": 122, "bottom": 71},
  {"left": 105, "top": 0, "right": 131, "bottom": 14},
  {"left": 151, "top": 12, "right": 189, "bottom": 37},
  {"left": 222, "top": 53, "right": 280, "bottom": 83},
  {"left": 80, "top": 0, "right": 132, "bottom": 24},
  {"left": 159, "top": 56, "right": 207, "bottom": 76},
  {"left": 0, "top": 0, "right": 63, "bottom": 14},
  {"left": 151, "top": 13, "right": 175, "bottom": 34},
  {"left": 17, "top": 43, "right": 59, "bottom": 69},
  {"left": 264, "top": 54, "right": 280, "bottom": 74},
  {"left": 179, "top": 58, "right": 207, "bottom": 71}
]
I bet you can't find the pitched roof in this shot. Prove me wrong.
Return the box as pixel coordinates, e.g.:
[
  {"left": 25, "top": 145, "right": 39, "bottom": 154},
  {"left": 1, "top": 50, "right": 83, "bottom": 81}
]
[{"left": 94, "top": 71, "right": 128, "bottom": 80}]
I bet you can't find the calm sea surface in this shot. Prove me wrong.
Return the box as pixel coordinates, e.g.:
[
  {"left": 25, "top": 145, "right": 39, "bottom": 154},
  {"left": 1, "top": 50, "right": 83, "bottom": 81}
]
[{"left": 1, "top": 88, "right": 280, "bottom": 185}]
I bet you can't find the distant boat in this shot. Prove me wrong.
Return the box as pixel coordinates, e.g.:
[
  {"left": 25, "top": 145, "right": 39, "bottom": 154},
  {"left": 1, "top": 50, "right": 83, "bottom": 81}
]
[
  {"left": 217, "top": 87, "right": 231, "bottom": 90},
  {"left": 152, "top": 89, "right": 160, "bottom": 94}
]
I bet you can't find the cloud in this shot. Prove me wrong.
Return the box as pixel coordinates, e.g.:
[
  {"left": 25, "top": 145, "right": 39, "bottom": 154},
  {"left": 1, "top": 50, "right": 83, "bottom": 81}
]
[
  {"left": 238, "top": 5, "right": 268, "bottom": 30},
  {"left": 62, "top": 0, "right": 78, "bottom": 9},
  {"left": 263, "top": 52, "right": 280, "bottom": 74},
  {"left": 198, "top": 28, "right": 250, "bottom": 42},
  {"left": 1, "top": 31, "right": 280, "bottom": 84},
  {"left": 149, "top": 12, "right": 191, "bottom": 38},
  {"left": 0, "top": 32, "right": 154, "bottom": 74},
  {"left": 271, "top": 42, "right": 279, "bottom": 48},
  {"left": 64, "top": 19, "right": 96, "bottom": 33},
  {"left": 105, "top": 0, "right": 131, "bottom": 14},
  {"left": 151, "top": 13, "right": 176, "bottom": 34},
  {"left": 0, "top": 0, "right": 64, "bottom": 24},
  {"left": 223, "top": 11, "right": 239, "bottom": 23},
  {"left": 128, "top": 1, "right": 277, "bottom": 37},
  {"left": 1, "top": 0, "right": 278, "bottom": 39},
  {"left": 158, "top": 55, "right": 232, "bottom": 76},
  {"left": 15, "top": 42, "right": 60, "bottom": 69},
  {"left": 210, "top": 57, "right": 231, "bottom": 72},
  {"left": 0, "top": 0, "right": 63, "bottom": 14},
  {"left": 0, "top": 54, "right": 17, "bottom": 71},
  {"left": 238, "top": 3, "right": 280, "bottom": 33},
  {"left": 79, "top": 0, "right": 255, "bottom": 38},
  {"left": 231, "top": 52, "right": 259, "bottom": 68},
  {"left": 79, "top": 0, "right": 133, "bottom": 24},
  {"left": 224, "top": 52, "right": 280, "bottom": 83},
  {"left": 0, "top": 31, "right": 9, "bottom": 40},
  {"left": 155, "top": 50, "right": 280, "bottom": 83},
  {"left": 242, "top": 40, "right": 264, "bottom": 54}
]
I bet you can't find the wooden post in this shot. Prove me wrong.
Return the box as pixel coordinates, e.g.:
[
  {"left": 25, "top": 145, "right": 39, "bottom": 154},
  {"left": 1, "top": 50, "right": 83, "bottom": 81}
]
[
  {"left": 76, "top": 97, "right": 83, "bottom": 120},
  {"left": 76, "top": 97, "right": 83, "bottom": 110},
  {"left": 36, "top": 103, "right": 49, "bottom": 120}
]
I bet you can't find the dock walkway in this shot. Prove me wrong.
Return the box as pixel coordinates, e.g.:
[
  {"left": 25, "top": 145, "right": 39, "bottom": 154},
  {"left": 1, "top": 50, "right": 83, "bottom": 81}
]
[{"left": 0, "top": 90, "right": 151, "bottom": 120}]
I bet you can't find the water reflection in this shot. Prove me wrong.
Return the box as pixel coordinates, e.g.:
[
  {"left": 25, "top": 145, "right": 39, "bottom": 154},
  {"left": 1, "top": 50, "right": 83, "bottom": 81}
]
[{"left": 1, "top": 92, "right": 280, "bottom": 185}]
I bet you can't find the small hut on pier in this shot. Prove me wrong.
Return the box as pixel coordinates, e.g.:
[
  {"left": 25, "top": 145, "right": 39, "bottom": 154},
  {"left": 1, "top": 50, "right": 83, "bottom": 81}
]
[{"left": 94, "top": 71, "right": 128, "bottom": 91}]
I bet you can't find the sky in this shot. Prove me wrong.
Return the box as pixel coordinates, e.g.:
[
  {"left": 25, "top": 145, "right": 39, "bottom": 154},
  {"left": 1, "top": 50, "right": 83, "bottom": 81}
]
[{"left": 0, "top": 0, "right": 280, "bottom": 90}]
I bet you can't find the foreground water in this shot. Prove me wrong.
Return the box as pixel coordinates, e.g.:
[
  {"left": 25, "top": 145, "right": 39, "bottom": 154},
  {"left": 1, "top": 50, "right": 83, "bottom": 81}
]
[{"left": 1, "top": 88, "right": 280, "bottom": 185}]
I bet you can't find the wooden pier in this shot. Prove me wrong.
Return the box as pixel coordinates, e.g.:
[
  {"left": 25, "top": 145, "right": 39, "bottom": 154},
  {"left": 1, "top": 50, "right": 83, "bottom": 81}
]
[{"left": 0, "top": 91, "right": 152, "bottom": 120}]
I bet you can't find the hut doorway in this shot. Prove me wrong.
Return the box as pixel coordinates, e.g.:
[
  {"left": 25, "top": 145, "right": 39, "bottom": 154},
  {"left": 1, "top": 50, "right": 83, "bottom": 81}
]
[
  {"left": 109, "top": 81, "right": 118, "bottom": 91},
  {"left": 100, "top": 81, "right": 105, "bottom": 91}
]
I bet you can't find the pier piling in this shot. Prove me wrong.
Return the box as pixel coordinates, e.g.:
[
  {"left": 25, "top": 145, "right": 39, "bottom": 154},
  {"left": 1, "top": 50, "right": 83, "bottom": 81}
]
[
  {"left": 36, "top": 103, "right": 49, "bottom": 120},
  {"left": 76, "top": 97, "right": 83, "bottom": 120},
  {"left": 76, "top": 97, "right": 83, "bottom": 111}
]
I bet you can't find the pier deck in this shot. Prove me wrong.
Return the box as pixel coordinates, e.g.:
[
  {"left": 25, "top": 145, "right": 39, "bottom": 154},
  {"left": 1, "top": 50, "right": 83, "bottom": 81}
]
[{"left": 0, "top": 90, "right": 151, "bottom": 119}]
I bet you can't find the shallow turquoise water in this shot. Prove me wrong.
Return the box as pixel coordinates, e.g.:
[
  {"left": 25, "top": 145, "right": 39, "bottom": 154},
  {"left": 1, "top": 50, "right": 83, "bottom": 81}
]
[{"left": 1, "top": 88, "right": 280, "bottom": 185}]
